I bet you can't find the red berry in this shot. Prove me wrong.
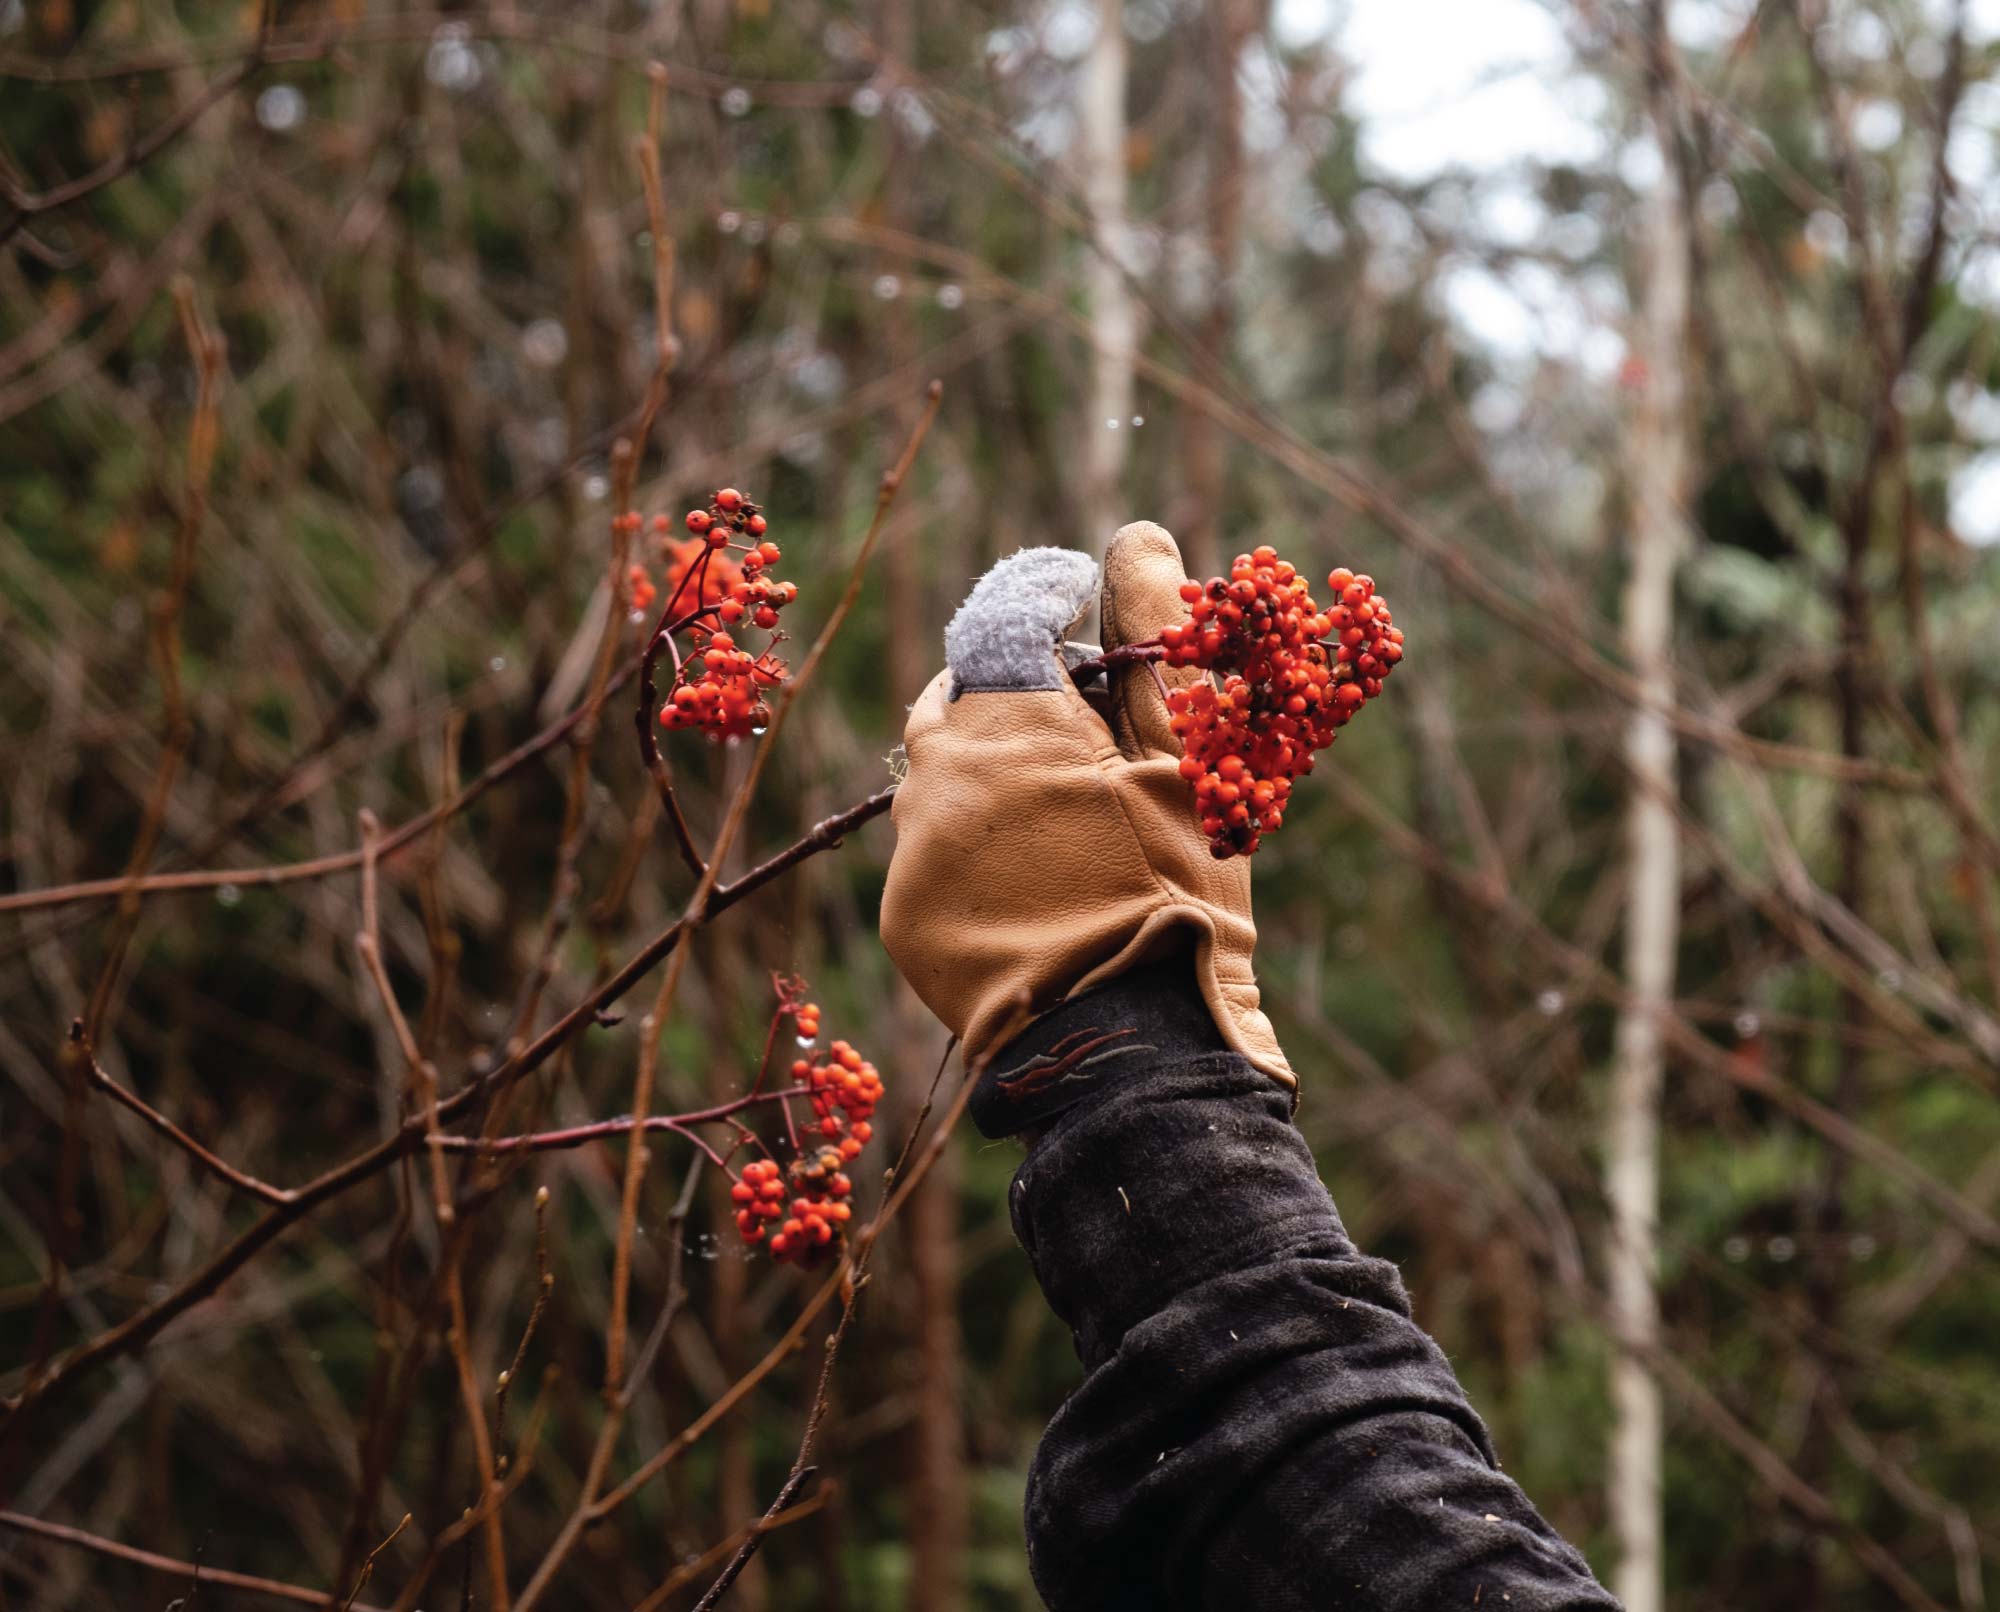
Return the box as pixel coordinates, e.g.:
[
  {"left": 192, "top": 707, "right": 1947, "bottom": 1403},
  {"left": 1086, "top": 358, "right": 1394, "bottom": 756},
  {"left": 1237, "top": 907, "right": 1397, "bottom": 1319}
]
[{"left": 1153, "top": 550, "right": 1405, "bottom": 857}]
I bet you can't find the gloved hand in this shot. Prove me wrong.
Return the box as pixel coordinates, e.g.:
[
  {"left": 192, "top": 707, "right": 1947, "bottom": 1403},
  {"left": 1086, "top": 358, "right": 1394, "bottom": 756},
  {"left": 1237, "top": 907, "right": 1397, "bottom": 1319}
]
[{"left": 879, "top": 521, "right": 1295, "bottom": 1086}]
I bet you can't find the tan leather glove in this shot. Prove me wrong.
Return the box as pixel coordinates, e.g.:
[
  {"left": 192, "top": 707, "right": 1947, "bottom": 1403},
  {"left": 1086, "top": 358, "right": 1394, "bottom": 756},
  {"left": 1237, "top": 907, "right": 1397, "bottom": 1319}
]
[{"left": 880, "top": 522, "right": 1295, "bottom": 1087}]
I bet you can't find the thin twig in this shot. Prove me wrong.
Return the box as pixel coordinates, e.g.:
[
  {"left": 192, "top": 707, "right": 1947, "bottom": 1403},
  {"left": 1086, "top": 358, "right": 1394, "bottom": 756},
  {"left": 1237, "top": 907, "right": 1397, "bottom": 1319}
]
[
  {"left": 687, "top": 1034, "right": 964, "bottom": 1612},
  {"left": 514, "top": 385, "right": 946, "bottom": 1605},
  {"left": 357, "top": 809, "right": 452, "bottom": 1225},
  {"left": 4, "top": 788, "right": 896, "bottom": 1449},
  {"left": 355, "top": 810, "right": 427, "bottom": 1079},
  {"left": 0, "top": 0, "right": 276, "bottom": 245},
  {"left": 621, "top": 1156, "right": 709, "bottom": 1398},
  {"left": 429, "top": 1089, "right": 805, "bottom": 1156},
  {"left": 500, "top": 440, "right": 644, "bottom": 1057},
  {"left": 688, "top": 1467, "right": 817, "bottom": 1612},
  {"left": 18, "top": 276, "right": 225, "bottom": 1420},
  {"left": 585, "top": 1063, "right": 978, "bottom": 1527},
  {"left": 600, "top": 382, "right": 943, "bottom": 1392},
  {"left": 341, "top": 1513, "right": 411, "bottom": 1612},
  {"left": 629, "top": 1488, "right": 836, "bottom": 1612},
  {"left": 0, "top": 656, "right": 645, "bottom": 916},
  {"left": 75, "top": 1022, "right": 292, "bottom": 1206},
  {"left": 387, "top": 1382, "right": 552, "bottom": 1612},
  {"left": 0, "top": 1509, "right": 387, "bottom": 1612},
  {"left": 626, "top": 64, "right": 715, "bottom": 885},
  {"left": 438, "top": 1242, "right": 509, "bottom": 1608},
  {"left": 492, "top": 1186, "right": 554, "bottom": 1452},
  {"left": 81, "top": 276, "right": 223, "bottom": 1040}
]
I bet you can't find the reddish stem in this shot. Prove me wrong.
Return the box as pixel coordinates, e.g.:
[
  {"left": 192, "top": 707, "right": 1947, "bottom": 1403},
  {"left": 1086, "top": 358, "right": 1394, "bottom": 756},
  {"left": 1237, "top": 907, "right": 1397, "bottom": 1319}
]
[
  {"left": 432, "top": 1086, "right": 809, "bottom": 1159},
  {"left": 1067, "top": 641, "right": 1168, "bottom": 679},
  {"left": 663, "top": 1121, "right": 736, "bottom": 1178},
  {"left": 747, "top": 995, "right": 789, "bottom": 1101},
  {"left": 635, "top": 544, "right": 720, "bottom": 879}
]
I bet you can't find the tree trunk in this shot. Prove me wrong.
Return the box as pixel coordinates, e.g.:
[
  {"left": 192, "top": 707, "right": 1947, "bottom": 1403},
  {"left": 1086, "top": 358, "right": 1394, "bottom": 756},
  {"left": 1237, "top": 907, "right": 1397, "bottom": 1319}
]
[
  {"left": 1081, "top": 0, "right": 1134, "bottom": 557},
  {"left": 883, "top": 1, "right": 968, "bottom": 1599},
  {"left": 1606, "top": 15, "right": 1689, "bottom": 1611},
  {"left": 1172, "top": 0, "right": 1258, "bottom": 580}
]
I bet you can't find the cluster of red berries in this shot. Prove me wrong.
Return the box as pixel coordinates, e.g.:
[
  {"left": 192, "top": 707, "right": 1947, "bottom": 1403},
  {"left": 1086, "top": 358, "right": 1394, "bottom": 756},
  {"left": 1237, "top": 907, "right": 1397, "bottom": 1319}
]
[
  {"left": 628, "top": 563, "right": 658, "bottom": 613},
  {"left": 660, "top": 631, "right": 788, "bottom": 741},
  {"left": 730, "top": 1157, "right": 799, "bottom": 1246},
  {"left": 729, "top": 989, "right": 886, "bottom": 1267},
  {"left": 629, "top": 488, "right": 802, "bottom": 741},
  {"left": 792, "top": 1037, "right": 883, "bottom": 1153},
  {"left": 766, "top": 1145, "right": 858, "bottom": 1263},
  {"left": 1156, "top": 550, "right": 1403, "bottom": 858},
  {"left": 663, "top": 537, "right": 740, "bottom": 606}
]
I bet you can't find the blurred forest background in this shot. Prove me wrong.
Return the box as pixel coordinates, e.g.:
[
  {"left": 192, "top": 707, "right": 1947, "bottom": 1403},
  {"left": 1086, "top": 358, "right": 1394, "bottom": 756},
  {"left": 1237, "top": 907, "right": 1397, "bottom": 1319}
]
[{"left": 4, "top": 0, "right": 2000, "bottom": 1607}]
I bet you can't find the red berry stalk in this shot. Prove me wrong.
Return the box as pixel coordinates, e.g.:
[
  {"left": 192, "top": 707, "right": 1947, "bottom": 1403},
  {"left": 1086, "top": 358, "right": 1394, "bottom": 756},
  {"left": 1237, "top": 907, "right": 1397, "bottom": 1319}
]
[
  {"left": 1090, "top": 548, "right": 1405, "bottom": 859},
  {"left": 627, "top": 487, "right": 798, "bottom": 742},
  {"left": 726, "top": 977, "right": 886, "bottom": 1267}
]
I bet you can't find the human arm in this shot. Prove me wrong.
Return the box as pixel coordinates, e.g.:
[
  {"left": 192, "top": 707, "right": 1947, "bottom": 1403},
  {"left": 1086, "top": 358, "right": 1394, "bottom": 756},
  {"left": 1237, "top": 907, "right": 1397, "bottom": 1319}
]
[
  {"left": 879, "top": 526, "right": 1621, "bottom": 1611},
  {"left": 976, "top": 953, "right": 1618, "bottom": 1612}
]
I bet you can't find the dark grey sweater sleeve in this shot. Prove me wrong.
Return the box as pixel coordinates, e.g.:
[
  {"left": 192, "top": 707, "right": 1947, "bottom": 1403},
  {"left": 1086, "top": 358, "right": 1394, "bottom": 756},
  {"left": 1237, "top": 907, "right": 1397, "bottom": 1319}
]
[{"left": 971, "top": 955, "right": 1621, "bottom": 1612}]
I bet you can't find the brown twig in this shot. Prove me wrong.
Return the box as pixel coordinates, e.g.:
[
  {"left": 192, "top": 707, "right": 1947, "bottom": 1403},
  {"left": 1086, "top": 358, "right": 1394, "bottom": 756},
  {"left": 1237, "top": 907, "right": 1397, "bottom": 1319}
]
[
  {"left": 475, "top": 83, "right": 675, "bottom": 1053},
  {"left": 438, "top": 1242, "right": 509, "bottom": 1609},
  {"left": 618, "top": 1155, "right": 710, "bottom": 1403},
  {"left": 501, "top": 441, "right": 644, "bottom": 1057},
  {"left": 415, "top": 711, "right": 465, "bottom": 1060},
  {"left": 687, "top": 1034, "right": 965, "bottom": 1612},
  {"left": 16, "top": 276, "right": 226, "bottom": 1429},
  {"left": 492, "top": 1186, "right": 554, "bottom": 1452},
  {"left": 353, "top": 811, "right": 426, "bottom": 1079},
  {"left": 599, "top": 378, "right": 943, "bottom": 1521},
  {"left": 386, "top": 1377, "right": 552, "bottom": 1612},
  {"left": 357, "top": 809, "right": 453, "bottom": 1226},
  {"left": 629, "top": 1486, "right": 836, "bottom": 1612},
  {"left": 75, "top": 1021, "right": 292, "bottom": 1206},
  {"left": 625, "top": 63, "right": 714, "bottom": 886},
  {"left": 581, "top": 1058, "right": 978, "bottom": 1530},
  {"left": 688, "top": 1466, "right": 818, "bottom": 1612},
  {"left": 0, "top": 656, "right": 645, "bottom": 917},
  {"left": 0, "top": 0, "right": 275, "bottom": 246},
  {"left": 4, "top": 788, "right": 895, "bottom": 1440},
  {"left": 510, "top": 389, "right": 944, "bottom": 1611},
  {"left": 81, "top": 276, "right": 223, "bottom": 1041},
  {"left": 0, "top": 1508, "right": 388, "bottom": 1612},
  {"left": 340, "top": 1512, "right": 411, "bottom": 1612},
  {"left": 430, "top": 1088, "right": 807, "bottom": 1156}
]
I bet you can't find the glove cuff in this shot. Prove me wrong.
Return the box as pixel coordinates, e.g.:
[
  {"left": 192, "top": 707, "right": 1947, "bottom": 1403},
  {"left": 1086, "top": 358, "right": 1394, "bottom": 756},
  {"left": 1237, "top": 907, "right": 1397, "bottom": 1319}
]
[
  {"left": 1067, "top": 907, "right": 1297, "bottom": 1091},
  {"left": 971, "top": 951, "right": 1233, "bottom": 1138}
]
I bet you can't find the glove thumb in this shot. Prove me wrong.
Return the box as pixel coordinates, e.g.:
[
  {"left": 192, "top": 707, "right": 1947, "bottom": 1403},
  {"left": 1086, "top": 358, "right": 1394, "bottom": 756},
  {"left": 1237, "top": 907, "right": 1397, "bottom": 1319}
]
[{"left": 1099, "top": 521, "right": 1207, "bottom": 761}]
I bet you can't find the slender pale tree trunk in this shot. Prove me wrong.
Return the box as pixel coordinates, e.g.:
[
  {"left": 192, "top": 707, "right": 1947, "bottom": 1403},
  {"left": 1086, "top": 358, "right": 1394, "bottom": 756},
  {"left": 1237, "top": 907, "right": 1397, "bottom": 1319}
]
[
  {"left": 1082, "top": 0, "right": 1134, "bottom": 555},
  {"left": 1607, "top": 14, "right": 1689, "bottom": 1611},
  {"left": 881, "top": 6, "right": 967, "bottom": 1602},
  {"left": 1173, "top": 0, "right": 1258, "bottom": 580}
]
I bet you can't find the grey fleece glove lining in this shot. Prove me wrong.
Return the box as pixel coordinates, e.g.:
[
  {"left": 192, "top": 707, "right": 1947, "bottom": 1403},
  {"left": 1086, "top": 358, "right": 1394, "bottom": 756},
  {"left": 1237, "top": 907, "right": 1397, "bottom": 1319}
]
[{"left": 944, "top": 547, "right": 1099, "bottom": 696}]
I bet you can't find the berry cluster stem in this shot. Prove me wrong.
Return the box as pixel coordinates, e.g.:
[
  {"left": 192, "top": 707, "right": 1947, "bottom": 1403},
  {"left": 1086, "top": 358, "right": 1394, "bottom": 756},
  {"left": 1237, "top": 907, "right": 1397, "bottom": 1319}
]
[
  {"left": 1065, "top": 643, "right": 1170, "bottom": 679},
  {"left": 429, "top": 1086, "right": 812, "bottom": 1158}
]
